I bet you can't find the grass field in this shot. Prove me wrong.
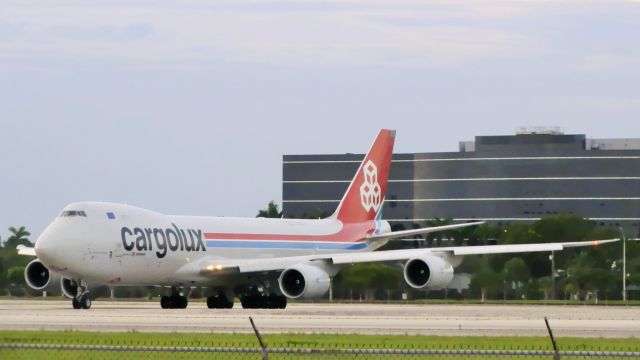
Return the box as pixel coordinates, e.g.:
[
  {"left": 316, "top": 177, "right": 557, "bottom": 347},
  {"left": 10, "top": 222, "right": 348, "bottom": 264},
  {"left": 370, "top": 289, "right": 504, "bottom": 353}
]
[{"left": 1, "top": 330, "right": 640, "bottom": 359}]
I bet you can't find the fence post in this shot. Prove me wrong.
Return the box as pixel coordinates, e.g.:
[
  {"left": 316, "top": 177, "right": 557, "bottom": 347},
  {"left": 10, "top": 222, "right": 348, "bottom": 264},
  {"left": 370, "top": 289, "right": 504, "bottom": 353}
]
[
  {"left": 544, "top": 316, "right": 560, "bottom": 360},
  {"left": 249, "top": 317, "right": 268, "bottom": 360}
]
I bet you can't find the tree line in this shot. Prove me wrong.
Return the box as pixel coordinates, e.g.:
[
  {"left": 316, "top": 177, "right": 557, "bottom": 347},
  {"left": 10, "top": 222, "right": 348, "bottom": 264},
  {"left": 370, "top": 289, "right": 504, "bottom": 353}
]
[
  {"left": 0, "top": 226, "right": 34, "bottom": 296},
  {"left": 263, "top": 201, "right": 637, "bottom": 302}
]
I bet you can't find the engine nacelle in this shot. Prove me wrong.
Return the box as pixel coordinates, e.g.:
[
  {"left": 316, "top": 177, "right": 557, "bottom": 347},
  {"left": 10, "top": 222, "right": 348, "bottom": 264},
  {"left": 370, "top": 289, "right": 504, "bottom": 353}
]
[
  {"left": 278, "top": 263, "right": 331, "bottom": 299},
  {"left": 24, "top": 259, "right": 59, "bottom": 292},
  {"left": 403, "top": 255, "right": 454, "bottom": 290},
  {"left": 61, "top": 278, "right": 79, "bottom": 299}
]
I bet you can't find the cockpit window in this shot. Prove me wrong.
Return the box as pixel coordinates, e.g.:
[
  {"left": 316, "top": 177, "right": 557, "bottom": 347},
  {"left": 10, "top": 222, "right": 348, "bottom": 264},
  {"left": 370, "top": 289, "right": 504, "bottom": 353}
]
[{"left": 60, "top": 210, "right": 87, "bottom": 217}]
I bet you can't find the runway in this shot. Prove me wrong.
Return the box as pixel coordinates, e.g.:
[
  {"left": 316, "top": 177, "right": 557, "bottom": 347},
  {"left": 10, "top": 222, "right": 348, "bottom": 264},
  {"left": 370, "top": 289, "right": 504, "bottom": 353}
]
[{"left": 0, "top": 300, "right": 638, "bottom": 338}]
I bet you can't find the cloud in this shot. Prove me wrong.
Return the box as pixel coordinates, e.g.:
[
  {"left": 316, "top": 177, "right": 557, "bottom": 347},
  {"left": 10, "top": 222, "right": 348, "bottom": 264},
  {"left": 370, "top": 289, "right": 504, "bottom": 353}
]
[
  {"left": 0, "top": 1, "right": 541, "bottom": 70},
  {"left": 1, "top": 0, "right": 636, "bottom": 72}
]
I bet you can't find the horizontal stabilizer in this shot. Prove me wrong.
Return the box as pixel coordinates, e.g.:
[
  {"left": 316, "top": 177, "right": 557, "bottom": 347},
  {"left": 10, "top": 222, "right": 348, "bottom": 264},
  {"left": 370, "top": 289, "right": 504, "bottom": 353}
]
[{"left": 366, "top": 221, "right": 485, "bottom": 242}]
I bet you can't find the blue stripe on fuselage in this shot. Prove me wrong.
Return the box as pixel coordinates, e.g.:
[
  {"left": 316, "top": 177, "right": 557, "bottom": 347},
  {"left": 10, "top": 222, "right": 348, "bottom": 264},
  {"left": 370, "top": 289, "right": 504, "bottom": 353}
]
[{"left": 206, "top": 240, "right": 367, "bottom": 250}]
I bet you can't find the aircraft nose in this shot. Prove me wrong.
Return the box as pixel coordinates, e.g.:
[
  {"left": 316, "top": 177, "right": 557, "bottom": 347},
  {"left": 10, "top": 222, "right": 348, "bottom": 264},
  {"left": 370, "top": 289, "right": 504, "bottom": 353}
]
[
  {"left": 34, "top": 225, "right": 65, "bottom": 267},
  {"left": 35, "top": 233, "right": 54, "bottom": 262}
]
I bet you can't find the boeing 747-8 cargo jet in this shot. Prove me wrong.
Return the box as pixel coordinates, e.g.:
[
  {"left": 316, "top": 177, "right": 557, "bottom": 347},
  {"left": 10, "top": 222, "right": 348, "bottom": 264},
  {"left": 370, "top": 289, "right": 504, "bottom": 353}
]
[{"left": 18, "top": 130, "right": 617, "bottom": 309}]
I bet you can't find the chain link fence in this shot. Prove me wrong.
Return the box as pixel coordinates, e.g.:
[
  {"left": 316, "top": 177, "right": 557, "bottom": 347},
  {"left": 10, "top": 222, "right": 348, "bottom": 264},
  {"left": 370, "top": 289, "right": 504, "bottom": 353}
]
[
  {"left": 2, "top": 342, "right": 640, "bottom": 359},
  {"left": 2, "top": 317, "right": 639, "bottom": 359}
]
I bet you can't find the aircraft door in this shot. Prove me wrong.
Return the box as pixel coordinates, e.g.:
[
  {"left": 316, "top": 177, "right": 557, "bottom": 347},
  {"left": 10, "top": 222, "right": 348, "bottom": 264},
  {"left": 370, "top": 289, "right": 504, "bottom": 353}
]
[{"left": 113, "top": 232, "right": 125, "bottom": 267}]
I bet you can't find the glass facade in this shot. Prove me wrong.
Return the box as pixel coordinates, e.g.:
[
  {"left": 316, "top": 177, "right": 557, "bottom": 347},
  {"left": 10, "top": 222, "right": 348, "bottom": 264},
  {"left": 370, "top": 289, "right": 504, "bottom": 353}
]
[{"left": 283, "top": 133, "right": 640, "bottom": 236}]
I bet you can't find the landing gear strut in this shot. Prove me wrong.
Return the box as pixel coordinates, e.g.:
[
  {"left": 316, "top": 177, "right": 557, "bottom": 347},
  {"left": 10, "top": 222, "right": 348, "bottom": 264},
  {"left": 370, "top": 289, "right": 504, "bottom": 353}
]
[
  {"left": 160, "top": 287, "right": 188, "bottom": 309},
  {"left": 71, "top": 280, "right": 91, "bottom": 310}
]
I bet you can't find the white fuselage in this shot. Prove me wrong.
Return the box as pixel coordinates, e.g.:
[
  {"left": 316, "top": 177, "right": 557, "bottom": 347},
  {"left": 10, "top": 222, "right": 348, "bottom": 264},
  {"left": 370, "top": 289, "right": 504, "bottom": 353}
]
[{"left": 35, "top": 202, "right": 391, "bottom": 286}]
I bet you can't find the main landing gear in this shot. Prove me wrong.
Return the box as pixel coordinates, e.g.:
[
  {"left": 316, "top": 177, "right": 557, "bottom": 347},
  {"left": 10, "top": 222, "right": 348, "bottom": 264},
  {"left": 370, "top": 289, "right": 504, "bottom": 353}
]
[
  {"left": 240, "top": 294, "right": 287, "bottom": 309},
  {"left": 207, "top": 292, "right": 234, "bottom": 309},
  {"left": 160, "top": 287, "right": 188, "bottom": 309},
  {"left": 71, "top": 281, "right": 92, "bottom": 309}
]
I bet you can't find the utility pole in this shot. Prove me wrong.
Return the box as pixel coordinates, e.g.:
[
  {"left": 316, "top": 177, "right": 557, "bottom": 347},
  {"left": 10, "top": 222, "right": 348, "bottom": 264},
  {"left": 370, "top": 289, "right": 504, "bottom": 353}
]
[
  {"left": 624, "top": 228, "right": 628, "bottom": 302},
  {"left": 550, "top": 251, "right": 556, "bottom": 300}
]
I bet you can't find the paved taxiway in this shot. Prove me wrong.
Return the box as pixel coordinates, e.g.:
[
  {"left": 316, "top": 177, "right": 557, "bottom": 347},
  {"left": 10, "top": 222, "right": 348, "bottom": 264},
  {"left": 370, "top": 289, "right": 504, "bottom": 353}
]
[{"left": 0, "top": 300, "right": 638, "bottom": 337}]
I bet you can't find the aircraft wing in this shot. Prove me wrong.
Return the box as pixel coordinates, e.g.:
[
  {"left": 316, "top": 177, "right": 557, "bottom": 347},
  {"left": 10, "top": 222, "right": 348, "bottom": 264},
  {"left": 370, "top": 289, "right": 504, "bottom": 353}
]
[
  {"left": 366, "top": 221, "right": 485, "bottom": 242},
  {"left": 193, "top": 238, "right": 619, "bottom": 275},
  {"left": 330, "top": 238, "right": 618, "bottom": 263},
  {"left": 16, "top": 245, "right": 36, "bottom": 256}
]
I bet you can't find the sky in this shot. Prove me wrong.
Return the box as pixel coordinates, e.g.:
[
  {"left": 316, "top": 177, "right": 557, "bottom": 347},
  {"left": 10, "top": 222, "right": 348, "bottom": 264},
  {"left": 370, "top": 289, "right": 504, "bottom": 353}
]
[{"left": 1, "top": 0, "right": 639, "bottom": 240}]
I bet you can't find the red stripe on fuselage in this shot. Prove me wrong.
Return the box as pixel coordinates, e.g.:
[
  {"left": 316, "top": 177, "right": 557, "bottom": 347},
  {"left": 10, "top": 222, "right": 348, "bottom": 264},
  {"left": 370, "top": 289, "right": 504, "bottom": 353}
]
[{"left": 204, "top": 221, "right": 375, "bottom": 243}]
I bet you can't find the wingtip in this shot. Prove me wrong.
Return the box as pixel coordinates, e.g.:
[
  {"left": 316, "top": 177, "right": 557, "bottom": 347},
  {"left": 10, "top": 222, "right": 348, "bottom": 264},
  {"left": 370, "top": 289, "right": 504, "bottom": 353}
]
[{"left": 593, "top": 238, "right": 620, "bottom": 247}]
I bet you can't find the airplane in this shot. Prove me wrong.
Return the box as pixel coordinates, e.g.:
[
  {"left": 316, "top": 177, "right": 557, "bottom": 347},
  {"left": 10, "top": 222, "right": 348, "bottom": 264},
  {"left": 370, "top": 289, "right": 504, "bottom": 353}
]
[{"left": 17, "top": 129, "right": 618, "bottom": 309}]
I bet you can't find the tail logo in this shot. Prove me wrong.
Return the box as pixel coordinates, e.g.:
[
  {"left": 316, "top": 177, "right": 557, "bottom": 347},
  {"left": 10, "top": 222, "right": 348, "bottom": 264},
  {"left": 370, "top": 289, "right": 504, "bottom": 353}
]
[{"left": 360, "top": 160, "right": 382, "bottom": 213}]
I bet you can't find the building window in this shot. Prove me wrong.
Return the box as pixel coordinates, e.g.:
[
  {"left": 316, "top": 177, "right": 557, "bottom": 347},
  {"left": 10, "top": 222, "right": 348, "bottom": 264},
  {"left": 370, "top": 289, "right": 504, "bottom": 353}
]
[{"left": 389, "top": 195, "right": 397, "bottom": 208}]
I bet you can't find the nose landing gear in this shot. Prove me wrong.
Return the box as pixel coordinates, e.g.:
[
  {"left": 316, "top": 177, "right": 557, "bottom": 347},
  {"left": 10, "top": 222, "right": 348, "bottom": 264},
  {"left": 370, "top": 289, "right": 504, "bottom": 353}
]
[{"left": 71, "top": 280, "right": 92, "bottom": 309}]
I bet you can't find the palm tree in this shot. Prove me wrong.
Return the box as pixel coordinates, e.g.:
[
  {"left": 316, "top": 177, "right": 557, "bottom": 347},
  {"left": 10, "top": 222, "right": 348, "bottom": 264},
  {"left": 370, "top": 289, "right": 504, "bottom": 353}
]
[
  {"left": 256, "top": 201, "right": 282, "bottom": 218},
  {"left": 6, "top": 226, "right": 32, "bottom": 247},
  {"left": 538, "top": 276, "right": 554, "bottom": 301},
  {"left": 424, "top": 217, "right": 453, "bottom": 247}
]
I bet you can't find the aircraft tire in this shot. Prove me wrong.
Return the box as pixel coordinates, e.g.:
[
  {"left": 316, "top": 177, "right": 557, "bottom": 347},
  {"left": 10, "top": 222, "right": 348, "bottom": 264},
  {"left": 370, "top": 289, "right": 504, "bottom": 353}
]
[
  {"left": 160, "top": 295, "right": 187, "bottom": 309},
  {"left": 207, "top": 294, "right": 234, "bottom": 309},
  {"left": 80, "top": 295, "right": 91, "bottom": 309},
  {"left": 265, "top": 297, "right": 276, "bottom": 309},
  {"left": 265, "top": 295, "right": 287, "bottom": 309},
  {"left": 206, "top": 296, "right": 216, "bottom": 309},
  {"left": 178, "top": 296, "right": 188, "bottom": 309},
  {"left": 207, "top": 296, "right": 222, "bottom": 309},
  {"left": 274, "top": 296, "right": 287, "bottom": 309},
  {"left": 240, "top": 295, "right": 256, "bottom": 309},
  {"left": 160, "top": 296, "right": 171, "bottom": 309},
  {"left": 72, "top": 297, "right": 82, "bottom": 309},
  {"left": 240, "top": 295, "right": 286, "bottom": 309},
  {"left": 223, "top": 297, "right": 234, "bottom": 309},
  {"left": 249, "top": 295, "right": 261, "bottom": 309}
]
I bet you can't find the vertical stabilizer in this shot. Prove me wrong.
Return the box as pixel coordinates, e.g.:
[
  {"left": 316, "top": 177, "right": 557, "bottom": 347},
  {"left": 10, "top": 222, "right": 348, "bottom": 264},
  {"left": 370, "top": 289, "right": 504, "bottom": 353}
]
[{"left": 331, "top": 129, "right": 396, "bottom": 223}]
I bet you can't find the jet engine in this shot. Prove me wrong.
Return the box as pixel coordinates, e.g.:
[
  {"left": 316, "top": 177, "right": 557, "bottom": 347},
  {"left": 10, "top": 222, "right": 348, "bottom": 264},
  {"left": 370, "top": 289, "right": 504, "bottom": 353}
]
[
  {"left": 403, "top": 255, "right": 454, "bottom": 290},
  {"left": 61, "top": 278, "right": 79, "bottom": 299},
  {"left": 278, "top": 263, "right": 331, "bottom": 299},
  {"left": 24, "top": 259, "right": 60, "bottom": 292},
  {"left": 61, "top": 278, "right": 109, "bottom": 299}
]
